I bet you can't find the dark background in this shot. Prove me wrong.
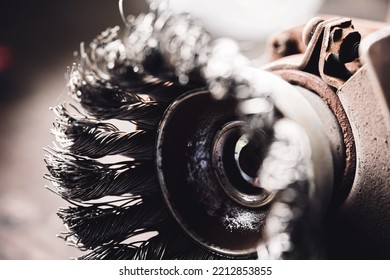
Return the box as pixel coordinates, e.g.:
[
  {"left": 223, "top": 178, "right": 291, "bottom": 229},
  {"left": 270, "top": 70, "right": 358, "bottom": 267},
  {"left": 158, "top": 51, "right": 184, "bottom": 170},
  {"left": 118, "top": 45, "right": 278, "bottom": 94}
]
[{"left": 0, "top": 0, "right": 388, "bottom": 259}]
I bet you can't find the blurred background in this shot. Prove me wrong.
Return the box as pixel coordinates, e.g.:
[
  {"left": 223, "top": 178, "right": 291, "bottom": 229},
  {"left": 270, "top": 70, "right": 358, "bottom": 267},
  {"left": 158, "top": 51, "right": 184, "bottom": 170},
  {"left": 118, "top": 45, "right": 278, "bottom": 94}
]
[{"left": 0, "top": 0, "right": 388, "bottom": 259}]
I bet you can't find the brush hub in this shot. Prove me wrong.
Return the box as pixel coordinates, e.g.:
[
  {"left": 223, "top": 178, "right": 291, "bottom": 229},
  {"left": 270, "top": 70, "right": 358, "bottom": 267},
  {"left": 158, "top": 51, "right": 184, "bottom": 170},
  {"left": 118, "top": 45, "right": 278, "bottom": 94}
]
[{"left": 156, "top": 90, "right": 271, "bottom": 256}]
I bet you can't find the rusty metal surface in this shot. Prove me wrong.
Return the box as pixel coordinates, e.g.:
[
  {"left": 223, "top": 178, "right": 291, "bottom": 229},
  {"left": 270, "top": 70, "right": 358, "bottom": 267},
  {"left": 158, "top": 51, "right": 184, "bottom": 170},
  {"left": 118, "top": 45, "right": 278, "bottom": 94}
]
[
  {"left": 273, "top": 70, "right": 356, "bottom": 207},
  {"left": 266, "top": 25, "right": 306, "bottom": 62},
  {"left": 266, "top": 17, "right": 362, "bottom": 89},
  {"left": 266, "top": 16, "right": 388, "bottom": 64},
  {"left": 360, "top": 27, "right": 390, "bottom": 118},
  {"left": 332, "top": 67, "right": 390, "bottom": 258},
  {"left": 266, "top": 17, "right": 390, "bottom": 258},
  {"left": 316, "top": 18, "right": 361, "bottom": 88}
]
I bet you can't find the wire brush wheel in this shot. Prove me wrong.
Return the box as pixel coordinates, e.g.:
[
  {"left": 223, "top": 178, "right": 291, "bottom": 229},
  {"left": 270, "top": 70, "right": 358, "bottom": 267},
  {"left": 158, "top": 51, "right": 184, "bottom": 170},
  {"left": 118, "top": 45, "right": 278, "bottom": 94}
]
[
  {"left": 45, "top": 4, "right": 333, "bottom": 260},
  {"left": 43, "top": 22, "right": 239, "bottom": 259}
]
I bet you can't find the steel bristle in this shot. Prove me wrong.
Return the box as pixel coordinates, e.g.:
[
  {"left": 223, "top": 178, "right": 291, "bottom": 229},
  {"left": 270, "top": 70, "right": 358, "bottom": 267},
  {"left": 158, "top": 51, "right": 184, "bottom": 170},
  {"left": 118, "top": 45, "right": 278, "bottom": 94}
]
[
  {"left": 72, "top": 81, "right": 166, "bottom": 130},
  {"left": 58, "top": 197, "right": 169, "bottom": 250},
  {"left": 52, "top": 105, "right": 155, "bottom": 160},
  {"left": 45, "top": 151, "right": 159, "bottom": 201},
  {"left": 78, "top": 244, "right": 138, "bottom": 260}
]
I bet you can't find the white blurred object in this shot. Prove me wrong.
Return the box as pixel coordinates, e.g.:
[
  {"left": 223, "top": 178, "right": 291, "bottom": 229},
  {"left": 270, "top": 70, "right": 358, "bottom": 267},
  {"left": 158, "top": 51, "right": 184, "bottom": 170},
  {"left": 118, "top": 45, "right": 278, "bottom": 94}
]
[{"left": 147, "top": 0, "right": 324, "bottom": 40}]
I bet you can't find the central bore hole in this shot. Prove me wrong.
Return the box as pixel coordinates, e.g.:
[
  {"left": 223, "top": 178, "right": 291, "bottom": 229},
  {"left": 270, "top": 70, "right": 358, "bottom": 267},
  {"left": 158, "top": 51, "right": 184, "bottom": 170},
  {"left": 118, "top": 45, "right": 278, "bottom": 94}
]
[
  {"left": 213, "top": 121, "right": 274, "bottom": 207},
  {"left": 234, "top": 135, "right": 263, "bottom": 181}
]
